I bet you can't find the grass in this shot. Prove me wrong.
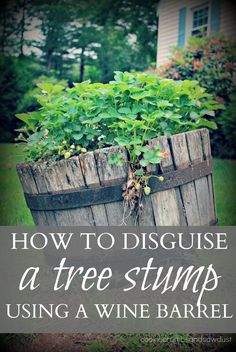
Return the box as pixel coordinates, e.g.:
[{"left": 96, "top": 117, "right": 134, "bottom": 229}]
[
  {"left": 0, "top": 144, "right": 33, "bottom": 226},
  {"left": 0, "top": 143, "right": 235, "bottom": 226},
  {"left": 213, "top": 159, "right": 236, "bottom": 225}
]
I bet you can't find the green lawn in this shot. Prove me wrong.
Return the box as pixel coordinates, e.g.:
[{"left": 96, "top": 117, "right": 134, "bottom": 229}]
[
  {"left": 0, "top": 144, "right": 34, "bottom": 226},
  {"left": 0, "top": 143, "right": 235, "bottom": 226}
]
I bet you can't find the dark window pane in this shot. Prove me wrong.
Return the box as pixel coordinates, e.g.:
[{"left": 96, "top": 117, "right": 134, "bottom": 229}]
[{"left": 192, "top": 6, "right": 209, "bottom": 32}]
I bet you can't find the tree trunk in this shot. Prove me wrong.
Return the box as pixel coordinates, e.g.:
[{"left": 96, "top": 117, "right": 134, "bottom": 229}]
[
  {"left": 79, "top": 47, "right": 85, "bottom": 82},
  {"left": 0, "top": 2, "right": 7, "bottom": 54},
  {"left": 19, "top": 0, "right": 26, "bottom": 56},
  {"left": 46, "top": 49, "right": 53, "bottom": 75}
]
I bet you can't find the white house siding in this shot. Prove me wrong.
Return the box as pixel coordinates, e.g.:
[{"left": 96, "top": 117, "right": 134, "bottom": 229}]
[
  {"left": 156, "top": 0, "right": 180, "bottom": 67},
  {"left": 157, "top": 0, "right": 236, "bottom": 67},
  {"left": 219, "top": 0, "right": 236, "bottom": 38}
]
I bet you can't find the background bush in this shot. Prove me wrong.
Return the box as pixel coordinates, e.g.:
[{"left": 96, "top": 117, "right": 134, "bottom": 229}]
[
  {"left": 0, "top": 55, "right": 42, "bottom": 141},
  {"left": 157, "top": 35, "right": 236, "bottom": 158},
  {"left": 218, "top": 91, "right": 236, "bottom": 158}
]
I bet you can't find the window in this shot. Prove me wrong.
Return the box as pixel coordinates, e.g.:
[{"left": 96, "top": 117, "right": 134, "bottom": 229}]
[{"left": 191, "top": 5, "right": 209, "bottom": 37}]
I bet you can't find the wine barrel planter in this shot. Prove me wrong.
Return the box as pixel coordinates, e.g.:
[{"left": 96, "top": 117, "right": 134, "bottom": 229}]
[{"left": 17, "top": 128, "right": 217, "bottom": 226}]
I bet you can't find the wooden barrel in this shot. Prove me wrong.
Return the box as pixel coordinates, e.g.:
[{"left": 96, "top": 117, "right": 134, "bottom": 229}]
[{"left": 17, "top": 128, "right": 217, "bottom": 226}]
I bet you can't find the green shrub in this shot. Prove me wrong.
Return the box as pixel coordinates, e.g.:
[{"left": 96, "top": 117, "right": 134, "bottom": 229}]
[
  {"left": 18, "top": 75, "right": 68, "bottom": 114},
  {"left": 218, "top": 92, "right": 236, "bottom": 158},
  {"left": 157, "top": 35, "right": 236, "bottom": 158},
  {"left": 158, "top": 36, "right": 236, "bottom": 103},
  {"left": 0, "top": 55, "right": 42, "bottom": 142},
  {"left": 16, "top": 71, "right": 221, "bottom": 164}
]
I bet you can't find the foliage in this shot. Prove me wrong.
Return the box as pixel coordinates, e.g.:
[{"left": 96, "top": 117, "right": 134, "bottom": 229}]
[
  {"left": 157, "top": 35, "right": 236, "bottom": 157},
  {"left": 0, "top": 1, "right": 17, "bottom": 53},
  {"left": 95, "top": 26, "right": 135, "bottom": 83},
  {"left": 94, "top": 0, "right": 158, "bottom": 80},
  {"left": 217, "top": 91, "right": 236, "bottom": 158},
  {"left": 158, "top": 36, "right": 236, "bottom": 103},
  {"left": 0, "top": 55, "right": 42, "bottom": 142},
  {"left": 33, "top": 0, "right": 76, "bottom": 77},
  {"left": 0, "top": 0, "right": 34, "bottom": 55},
  {"left": 18, "top": 75, "right": 68, "bottom": 114},
  {"left": 21, "top": 0, "right": 157, "bottom": 81},
  {"left": 16, "top": 71, "right": 221, "bottom": 164}
]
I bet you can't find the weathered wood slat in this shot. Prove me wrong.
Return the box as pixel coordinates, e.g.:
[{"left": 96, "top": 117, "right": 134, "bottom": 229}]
[
  {"left": 94, "top": 146, "right": 135, "bottom": 225},
  {"left": 30, "top": 163, "right": 58, "bottom": 225},
  {"left": 79, "top": 152, "right": 108, "bottom": 226},
  {"left": 186, "top": 130, "right": 212, "bottom": 225},
  {"left": 32, "top": 158, "right": 94, "bottom": 226},
  {"left": 149, "top": 136, "right": 187, "bottom": 226},
  {"left": 200, "top": 128, "right": 216, "bottom": 222},
  {"left": 170, "top": 132, "right": 201, "bottom": 225},
  {"left": 137, "top": 193, "right": 156, "bottom": 225},
  {"left": 137, "top": 140, "right": 156, "bottom": 225},
  {"left": 17, "top": 163, "right": 51, "bottom": 225}
]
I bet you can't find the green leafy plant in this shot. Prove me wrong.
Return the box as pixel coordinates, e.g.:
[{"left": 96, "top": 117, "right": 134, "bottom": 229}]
[
  {"left": 17, "top": 75, "right": 68, "bottom": 114},
  {"left": 157, "top": 35, "right": 236, "bottom": 157},
  {"left": 109, "top": 151, "right": 124, "bottom": 166},
  {"left": 16, "top": 71, "right": 221, "bottom": 162},
  {"left": 218, "top": 91, "right": 236, "bottom": 158},
  {"left": 16, "top": 71, "right": 222, "bottom": 220}
]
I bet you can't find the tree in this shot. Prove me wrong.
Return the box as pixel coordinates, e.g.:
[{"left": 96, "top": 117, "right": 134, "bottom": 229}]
[
  {"left": 93, "top": 0, "right": 158, "bottom": 69},
  {"left": 69, "top": 22, "right": 102, "bottom": 82},
  {"left": 95, "top": 25, "right": 132, "bottom": 82},
  {"left": 0, "top": 55, "right": 42, "bottom": 141},
  {"left": 0, "top": 0, "right": 18, "bottom": 54},
  {"left": 1, "top": 0, "right": 36, "bottom": 56},
  {"left": 33, "top": 0, "right": 74, "bottom": 76},
  {"left": 18, "top": 0, "right": 27, "bottom": 56}
]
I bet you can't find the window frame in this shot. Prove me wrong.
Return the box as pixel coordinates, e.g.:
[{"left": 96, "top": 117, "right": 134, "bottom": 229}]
[
  {"left": 185, "top": 1, "right": 211, "bottom": 44},
  {"left": 191, "top": 3, "right": 210, "bottom": 37}
]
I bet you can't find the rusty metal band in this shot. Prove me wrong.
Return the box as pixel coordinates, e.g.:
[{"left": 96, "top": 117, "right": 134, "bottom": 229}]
[{"left": 24, "top": 158, "right": 213, "bottom": 211}]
